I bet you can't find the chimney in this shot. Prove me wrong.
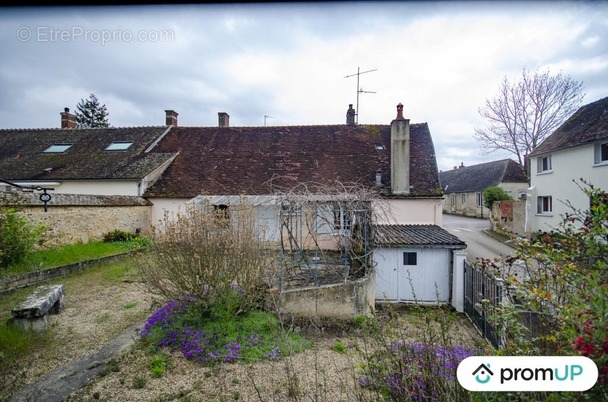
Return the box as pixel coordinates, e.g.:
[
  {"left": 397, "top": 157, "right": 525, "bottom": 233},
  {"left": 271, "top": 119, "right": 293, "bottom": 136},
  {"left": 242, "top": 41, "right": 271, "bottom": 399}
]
[
  {"left": 60, "top": 107, "right": 76, "bottom": 129},
  {"left": 459, "top": 162, "right": 465, "bottom": 169},
  {"left": 165, "top": 110, "right": 178, "bottom": 127},
  {"left": 390, "top": 103, "right": 410, "bottom": 195},
  {"left": 346, "top": 104, "right": 356, "bottom": 125},
  {"left": 218, "top": 112, "right": 230, "bottom": 128},
  {"left": 375, "top": 170, "right": 383, "bottom": 187}
]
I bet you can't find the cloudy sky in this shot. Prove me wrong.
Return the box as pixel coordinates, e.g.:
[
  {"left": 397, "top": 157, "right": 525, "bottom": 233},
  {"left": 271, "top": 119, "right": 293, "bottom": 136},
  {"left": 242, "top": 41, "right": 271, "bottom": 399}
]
[{"left": 1, "top": 1, "right": 607, "bottom": 171}]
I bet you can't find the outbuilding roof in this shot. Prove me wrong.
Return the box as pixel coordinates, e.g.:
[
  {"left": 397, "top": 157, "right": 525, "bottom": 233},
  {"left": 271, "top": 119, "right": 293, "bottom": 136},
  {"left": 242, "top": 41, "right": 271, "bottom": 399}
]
[{"left": 374, "top": 224, "right": 466, "bottom": 248}]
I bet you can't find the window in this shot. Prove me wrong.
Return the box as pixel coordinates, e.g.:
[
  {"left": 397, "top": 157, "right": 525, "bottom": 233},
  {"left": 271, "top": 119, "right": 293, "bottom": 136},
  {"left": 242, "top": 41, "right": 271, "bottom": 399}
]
[
  {"left": 403, "top": 252, "right": 417, "bottom": 266},
  {"left": 333, "top": 207, "right": 351, "bottom": 230},
  {"left": 476, "top": 192, "right": 482, "bottom": 207},
  {"left": 461, "top": 193, "right": 467, "bottom": 204},
  {"left": 537, "top": 155, "right": 552, "bottom": 173},
  {"left": 450, "top": 194, "right": 456, "bottom": 207},
  {"left": 594, "top": 142, "right": 608, "bottom": 164},
  {"left": 213, "top": 204, "right": 229, "bottom": 226},
  {"left": 105, "top": 141, "right": 133, "bottom": 151},
  {"left": 43, "top": 143, "right": 72, "bottom": 153},
  {"left": 537, "top": 196, "right": 552, "bottom": 214}
]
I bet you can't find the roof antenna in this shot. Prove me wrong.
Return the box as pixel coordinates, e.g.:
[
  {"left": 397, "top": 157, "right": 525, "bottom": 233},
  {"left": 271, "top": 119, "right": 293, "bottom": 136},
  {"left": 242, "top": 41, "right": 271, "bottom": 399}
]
[
  {"left": 344, "top": 67, "right": 377, "bottom": 124},
  {"left": 264, "top": 115, "right": 275, "bottom": 126}
]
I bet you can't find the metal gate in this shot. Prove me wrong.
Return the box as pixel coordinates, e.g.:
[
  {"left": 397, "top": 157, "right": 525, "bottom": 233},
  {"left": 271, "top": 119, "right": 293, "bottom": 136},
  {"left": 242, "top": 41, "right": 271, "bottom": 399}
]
[{"left": 464, "top": 260, "right": 504, "bottom": 348}]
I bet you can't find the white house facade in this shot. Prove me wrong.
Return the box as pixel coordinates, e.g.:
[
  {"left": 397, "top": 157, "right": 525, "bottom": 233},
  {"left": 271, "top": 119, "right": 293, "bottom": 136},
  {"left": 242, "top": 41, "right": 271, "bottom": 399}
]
[{"left": 527, "top": 96, "right": 608, "bottom": 233}]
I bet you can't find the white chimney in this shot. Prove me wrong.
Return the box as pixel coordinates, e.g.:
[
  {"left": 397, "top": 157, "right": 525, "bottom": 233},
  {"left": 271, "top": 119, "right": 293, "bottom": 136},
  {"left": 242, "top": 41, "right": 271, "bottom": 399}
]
[{"left": 390, "top": 103, "right": 410, "bottom": 195}]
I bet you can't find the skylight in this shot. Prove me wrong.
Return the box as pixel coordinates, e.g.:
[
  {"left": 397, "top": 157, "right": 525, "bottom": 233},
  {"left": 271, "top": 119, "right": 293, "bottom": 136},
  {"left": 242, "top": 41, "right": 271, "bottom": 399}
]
[
  {"left": 375, "top": 144, "right": 385, "bottom": 150},
  {"left": 105, "top": 141, "right": 133, "bottom": 151},
  {"left": 43, "top": 144, "right": 72, "bottom": 153}
]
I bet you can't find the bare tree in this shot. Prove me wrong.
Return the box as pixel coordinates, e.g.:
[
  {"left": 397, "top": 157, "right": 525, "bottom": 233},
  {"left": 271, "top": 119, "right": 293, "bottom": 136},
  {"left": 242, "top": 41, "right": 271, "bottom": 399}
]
[{"left": 474, "top": 68, "right": 584, "bottom": 166}]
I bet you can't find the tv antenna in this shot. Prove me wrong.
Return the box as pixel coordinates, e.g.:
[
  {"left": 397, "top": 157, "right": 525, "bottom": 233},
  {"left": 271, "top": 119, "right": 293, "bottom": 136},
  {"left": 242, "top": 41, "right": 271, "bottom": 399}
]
[
  {"left": 344, "top": 67, "right": 377, "bottom": 124},
  {"left": 264, "top": 115, "right": 275, "bottom": 126}
]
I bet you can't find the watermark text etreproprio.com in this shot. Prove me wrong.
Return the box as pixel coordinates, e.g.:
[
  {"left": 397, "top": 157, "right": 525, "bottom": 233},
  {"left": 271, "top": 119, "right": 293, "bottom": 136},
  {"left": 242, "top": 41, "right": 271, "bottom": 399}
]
[{"left": 17, "top": 26, "right": 175, "bottom": 45}]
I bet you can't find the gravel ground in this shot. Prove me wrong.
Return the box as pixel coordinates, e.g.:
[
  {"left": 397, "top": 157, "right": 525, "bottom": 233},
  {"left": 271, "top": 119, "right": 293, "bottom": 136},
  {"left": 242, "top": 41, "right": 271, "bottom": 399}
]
[{"left": 3, "top": 259, "right": 486, "bottom": 402}]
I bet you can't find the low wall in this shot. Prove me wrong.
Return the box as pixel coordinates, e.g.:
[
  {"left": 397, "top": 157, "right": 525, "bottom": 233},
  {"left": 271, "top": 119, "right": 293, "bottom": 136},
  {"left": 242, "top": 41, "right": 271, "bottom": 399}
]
[
  {"left": 491, "top": 200, "right": 526, "bottom": 236},
  {"left": 277, "top": 274, "right": 375, "bottom": 320},
  {"left": 4, "top": 193, "right": 153, "bottom": 247},
  {"left": 0, "top": 252, "right": 135, "bottom": 293}
]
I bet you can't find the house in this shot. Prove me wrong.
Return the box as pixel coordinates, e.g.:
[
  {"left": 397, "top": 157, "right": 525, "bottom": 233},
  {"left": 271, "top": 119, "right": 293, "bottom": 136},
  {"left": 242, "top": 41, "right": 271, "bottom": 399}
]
[
  {"left": 526, "top": 96, "right": 608, "bottom": 233},
  {"left": 144, "top": 105, "right": 445, "bottom": 228},
  {"left": 1, "top": 103, "right": 468, "bottom": 312},
  {"left": 0, "top": 108, "right": 177, "bottom": 196},
  {"left": 439, "top": 159, "right": 528, "bottom": 218}
]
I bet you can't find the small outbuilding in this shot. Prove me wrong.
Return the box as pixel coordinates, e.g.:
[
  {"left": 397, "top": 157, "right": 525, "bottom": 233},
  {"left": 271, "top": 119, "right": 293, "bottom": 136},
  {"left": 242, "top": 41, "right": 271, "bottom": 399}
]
[{"left": 374, "top": 224, "right": 466, "bottom": 305}]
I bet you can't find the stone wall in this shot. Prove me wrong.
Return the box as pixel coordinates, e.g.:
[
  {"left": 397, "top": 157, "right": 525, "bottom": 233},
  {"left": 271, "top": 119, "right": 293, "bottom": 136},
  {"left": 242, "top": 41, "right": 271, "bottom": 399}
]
[
  {"left": 490, "top": 200, "right": 526, "bottom": 237},
  {"left": 277, "top": 275, "right": 375, "bottom": 320},
  {"left": 4, "top": 193, "right": 152, "bottom": 246}
]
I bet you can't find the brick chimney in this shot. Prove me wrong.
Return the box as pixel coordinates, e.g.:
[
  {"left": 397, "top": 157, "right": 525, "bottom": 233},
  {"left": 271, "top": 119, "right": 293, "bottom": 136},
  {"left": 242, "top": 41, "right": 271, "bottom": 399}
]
[
  {"left": 218, "top": 112, "right": 230, "bottom": 128},
  {"left": 165, "top": 110, "right": 178, "bottom": 127},
  {"left": 60, "top": 107, "right": 76, "bottom": 129},
  {"left": 346, "top": 104, "right": 356, "bottom": 125},
  {"left": 390, "top": 103, "right": 410, "bottom": 195}
]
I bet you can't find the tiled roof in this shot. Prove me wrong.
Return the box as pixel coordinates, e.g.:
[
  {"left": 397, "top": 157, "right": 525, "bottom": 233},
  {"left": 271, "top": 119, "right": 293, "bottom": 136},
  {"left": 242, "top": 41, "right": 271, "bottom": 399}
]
[
  {"left": 145, "top": 123, "right": 441, "bottom": 198},
  {"left": 374, "top": 224, "right": 466, "bottom": 248},
  {"left": 0, "top": 127, "right": 176, "bottom": 180},
  {"left": 529, "top": 96, "right": 608, "bottom": 157},
  {"left": 439, "top": 159, "right": 527, "bottom": 194}
]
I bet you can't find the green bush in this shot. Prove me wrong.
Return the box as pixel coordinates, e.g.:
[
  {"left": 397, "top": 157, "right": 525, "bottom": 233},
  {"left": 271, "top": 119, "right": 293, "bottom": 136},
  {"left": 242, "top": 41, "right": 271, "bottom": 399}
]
[
  {"left": 482, "top": 186, "right": 512, "bottom": 209},
  {"left": 102, "top": 229, "right": 139, "bottom": 243},
  {"left": 0, "top": 208, "right": 45, "bottom": 268}
]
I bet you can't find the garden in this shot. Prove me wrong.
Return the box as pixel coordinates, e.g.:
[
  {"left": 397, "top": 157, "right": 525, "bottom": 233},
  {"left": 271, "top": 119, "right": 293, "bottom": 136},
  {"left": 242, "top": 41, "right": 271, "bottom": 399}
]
[{"left": 1, "top": 183, "right": 607, "bottom": 401}]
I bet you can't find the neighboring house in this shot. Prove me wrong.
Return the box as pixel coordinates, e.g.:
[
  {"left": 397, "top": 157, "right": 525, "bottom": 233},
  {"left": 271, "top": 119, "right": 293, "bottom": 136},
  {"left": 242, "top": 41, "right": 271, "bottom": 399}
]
[
  {"left": 527, "top": 96, "right": 608, "bottom": 233},
  {"left": 0, "top": 108, "right": 177, "bottom": 196},
  {"left": 439, "top": 159, "right": 528, "bottom": 218}
]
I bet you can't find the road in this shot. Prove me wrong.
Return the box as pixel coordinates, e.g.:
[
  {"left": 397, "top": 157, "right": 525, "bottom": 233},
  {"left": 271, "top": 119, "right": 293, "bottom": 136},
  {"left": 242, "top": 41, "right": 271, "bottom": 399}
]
[{"left": 442, "top": 214, "right": 516, "bottom": 263}]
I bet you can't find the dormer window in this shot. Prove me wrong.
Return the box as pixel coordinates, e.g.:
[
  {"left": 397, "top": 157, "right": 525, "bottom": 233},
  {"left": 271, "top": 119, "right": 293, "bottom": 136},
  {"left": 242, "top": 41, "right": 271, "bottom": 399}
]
[
  {"left": 537, "top": 155, "right": 552, "bottom": 173},
  {"left": 105, "top": 141, "right": 133, "bottom": 151},
  {"left": 43, "top": 144, "right": 72, "bottom": 153}
]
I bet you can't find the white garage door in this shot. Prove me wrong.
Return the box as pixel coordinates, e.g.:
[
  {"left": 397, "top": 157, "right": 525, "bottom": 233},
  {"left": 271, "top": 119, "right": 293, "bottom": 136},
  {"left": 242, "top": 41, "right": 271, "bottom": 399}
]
[{"left": 375, "top": 248, "right": 450, "bottom": 303}]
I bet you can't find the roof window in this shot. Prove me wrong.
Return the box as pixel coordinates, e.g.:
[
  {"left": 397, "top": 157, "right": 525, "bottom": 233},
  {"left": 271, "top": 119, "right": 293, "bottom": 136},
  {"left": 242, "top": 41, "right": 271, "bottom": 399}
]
[
  {"left": 105, "top": 141, "right": 133, "bottom": 151},
  {"left": 43, "top": 144, "right": 72, "bottom": 153}
]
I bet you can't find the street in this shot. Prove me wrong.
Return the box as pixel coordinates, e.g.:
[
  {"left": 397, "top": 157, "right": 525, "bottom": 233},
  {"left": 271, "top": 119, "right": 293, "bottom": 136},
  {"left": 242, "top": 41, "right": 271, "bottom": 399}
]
[{"left": 442, "top": 213, "right": 516, "bottom": 263}]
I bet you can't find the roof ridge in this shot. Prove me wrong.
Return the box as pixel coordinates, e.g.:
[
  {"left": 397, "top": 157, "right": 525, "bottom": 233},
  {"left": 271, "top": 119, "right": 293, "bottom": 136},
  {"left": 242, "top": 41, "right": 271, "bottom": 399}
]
[{"left": 0, "top": 126, "right": 168, "bottom": 132}]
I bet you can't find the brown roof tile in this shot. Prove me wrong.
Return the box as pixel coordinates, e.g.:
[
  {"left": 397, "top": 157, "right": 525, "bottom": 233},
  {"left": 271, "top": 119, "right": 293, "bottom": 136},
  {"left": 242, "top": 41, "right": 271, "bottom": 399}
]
[
  {"left": 529, "top": 96, "right": 608, "bottom": 157},
  {"left": 0, "top": 127, "right": 176, "bottom": 181},
  {"left": 145, "top": 123, "right": 440, "bottom": 198}
]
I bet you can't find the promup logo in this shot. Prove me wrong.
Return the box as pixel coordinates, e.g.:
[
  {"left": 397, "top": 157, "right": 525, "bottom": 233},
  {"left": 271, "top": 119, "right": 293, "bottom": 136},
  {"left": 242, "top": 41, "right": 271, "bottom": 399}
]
[
  {"left": 472, "top": 363, "right": 494, "bottom": 384},
  {"left": 457, "top": 356, "right": 598, "bottom": 391}
]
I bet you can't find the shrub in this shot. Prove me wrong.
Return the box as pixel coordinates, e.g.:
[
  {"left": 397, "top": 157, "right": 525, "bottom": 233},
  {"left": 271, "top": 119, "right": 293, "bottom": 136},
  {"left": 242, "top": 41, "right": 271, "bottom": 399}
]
[
  {"left": 140, "top": 297, "right": 311, "bottom": 365},
  {"left": 0, "top": 207, "right": 45, "bottom": 268},
  {"left": 486, "top": 179, "right": 608, "bottom": 399},
  {"left": 103, "top": 229, "right": 139, "bottom": 243},
  {"left": 138, "top": 200, "right": 276, "bottom": 314},
  {"left": 482, "top": 185, "right": 512, "bottom": 209}
]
